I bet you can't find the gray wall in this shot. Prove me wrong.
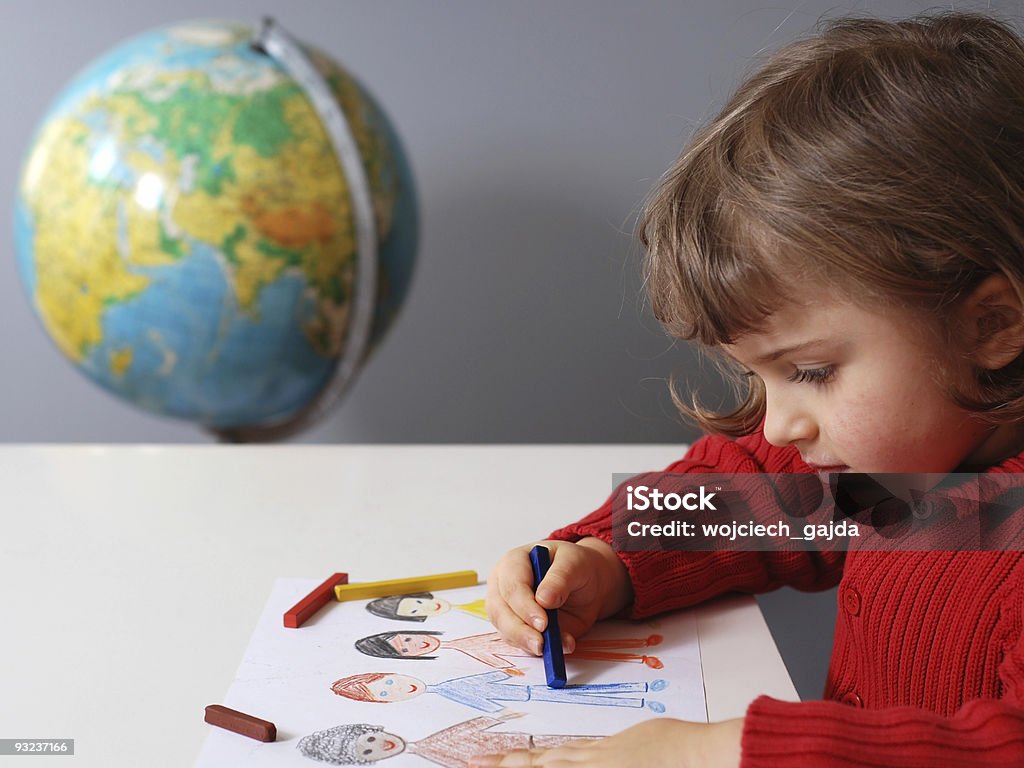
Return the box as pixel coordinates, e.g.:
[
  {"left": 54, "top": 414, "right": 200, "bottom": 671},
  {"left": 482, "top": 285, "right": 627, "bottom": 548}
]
[{"left": 2, "top": 0, "right": 1011, "bottom": 700}]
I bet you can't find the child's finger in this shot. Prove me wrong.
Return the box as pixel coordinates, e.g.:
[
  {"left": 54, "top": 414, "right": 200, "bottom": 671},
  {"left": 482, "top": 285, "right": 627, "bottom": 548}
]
[
  {"left": 487, "top": 598, "right": 544, "bottom": 655},
  {"left": 487, "top": 606, "right": 544, "bottom": 659},
  {"left": 485, "top": 572, "right": 545, "bottom": 655},
  {"left": 552, "top": 612, "right": 588, "bottom": 648},
  {"left": 497, "top": 550, "right": 552, "bottom": 631},
  {"left": 533, "top": 551, "right": 586, "bottom": 610}
]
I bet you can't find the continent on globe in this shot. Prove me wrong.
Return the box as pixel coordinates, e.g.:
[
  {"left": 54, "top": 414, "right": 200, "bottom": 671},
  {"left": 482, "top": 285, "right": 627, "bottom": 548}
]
[{"left": 15, "top": 19, "right": 417, "bottom": 439}]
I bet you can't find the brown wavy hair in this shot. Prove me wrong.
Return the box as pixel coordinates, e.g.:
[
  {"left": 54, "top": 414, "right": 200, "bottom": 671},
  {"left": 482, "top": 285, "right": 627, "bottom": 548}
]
[{"left": 641, "top": 11, "right": 1024, "bottom": 436}]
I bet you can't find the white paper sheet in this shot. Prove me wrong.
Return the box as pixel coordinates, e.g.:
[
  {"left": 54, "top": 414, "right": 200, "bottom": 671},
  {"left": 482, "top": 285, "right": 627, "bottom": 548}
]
[{"left": 196, "top": 578, "right": 705, "bottom": 767}]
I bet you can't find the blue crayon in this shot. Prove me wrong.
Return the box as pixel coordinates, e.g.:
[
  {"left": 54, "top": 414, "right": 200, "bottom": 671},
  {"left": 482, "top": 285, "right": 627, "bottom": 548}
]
[{"left": 529, "top": 545, "right": 568, "bottom": 688}]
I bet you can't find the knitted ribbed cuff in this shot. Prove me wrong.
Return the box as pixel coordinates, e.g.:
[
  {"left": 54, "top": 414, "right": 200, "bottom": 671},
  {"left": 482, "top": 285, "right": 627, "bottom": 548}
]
[{"left": 741, "top": 694, "right": 1024, "bottom": 767}]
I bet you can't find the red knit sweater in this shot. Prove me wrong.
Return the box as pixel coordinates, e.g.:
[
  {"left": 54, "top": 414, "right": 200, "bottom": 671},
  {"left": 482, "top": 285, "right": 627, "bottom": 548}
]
[{"left": 549, "top": 430, "right": 1024, "bottom": 767}]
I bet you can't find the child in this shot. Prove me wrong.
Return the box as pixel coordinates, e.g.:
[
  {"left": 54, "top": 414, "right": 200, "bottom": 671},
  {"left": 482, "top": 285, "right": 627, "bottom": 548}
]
[{"left": 474, "top": 12, "right": 1024, "bottom": 768}]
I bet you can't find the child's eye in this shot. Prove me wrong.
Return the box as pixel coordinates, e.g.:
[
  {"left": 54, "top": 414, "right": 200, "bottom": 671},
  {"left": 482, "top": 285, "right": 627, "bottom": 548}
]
[{"left": 787, "top": 366, "right": 835, "bottom": 385}]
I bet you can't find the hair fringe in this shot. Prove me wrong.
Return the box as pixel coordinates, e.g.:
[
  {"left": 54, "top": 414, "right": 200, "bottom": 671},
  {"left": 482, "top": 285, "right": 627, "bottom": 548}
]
[{"left": 642, "top": 11, "right": 1024, "bottom": 435}]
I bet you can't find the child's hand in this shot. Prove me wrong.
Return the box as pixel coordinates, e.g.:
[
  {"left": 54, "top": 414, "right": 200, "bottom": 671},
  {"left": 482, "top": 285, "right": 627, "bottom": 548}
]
[
  {"left": 485, "top": 537, "right": 633, "bottom": 656},
  {"left": 468, "top": 718, "right": 743, "bottom": 768}
]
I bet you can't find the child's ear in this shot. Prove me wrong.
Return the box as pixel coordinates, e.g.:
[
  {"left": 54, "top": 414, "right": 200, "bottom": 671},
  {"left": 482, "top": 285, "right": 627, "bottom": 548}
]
[{"left": 961, "top": 273, "right": 1024, "bottom": 370}]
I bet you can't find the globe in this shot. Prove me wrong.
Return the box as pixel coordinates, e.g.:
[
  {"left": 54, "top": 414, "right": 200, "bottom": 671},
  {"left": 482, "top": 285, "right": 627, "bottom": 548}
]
[{"left": 14, "top": 19, "right": 417, "bottom": 440}]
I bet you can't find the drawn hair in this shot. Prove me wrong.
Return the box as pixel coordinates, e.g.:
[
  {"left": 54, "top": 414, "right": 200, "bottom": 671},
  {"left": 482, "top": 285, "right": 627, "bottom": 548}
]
[
  {"left": 331, "top": 673, "right": 391, "bottom": 702},
  {"left": 640, "top": 11, "right": 1024, "bottom": 434},
  {"left": 296, "top": 723, "right": 405, "bottom": 765},
  {"left": 355, "top": 630, "right": 443, "bottom": 660},
  {"left": 365, "top": 592, "right": 432, "bottom": 622}
]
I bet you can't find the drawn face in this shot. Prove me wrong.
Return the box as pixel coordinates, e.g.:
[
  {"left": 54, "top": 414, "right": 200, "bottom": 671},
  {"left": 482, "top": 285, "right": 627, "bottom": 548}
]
[
  {"left": 396, "top": 596, "right": 450, "bottom": 618},
  {"left": 388, "top": 633, "right": 442, "bottom": 657},
  {"left": 369, "top": 674, "right": 424, "bottom": 703},
  {"left": 354, "top": 731, "right": 405, "bottom": 761}
]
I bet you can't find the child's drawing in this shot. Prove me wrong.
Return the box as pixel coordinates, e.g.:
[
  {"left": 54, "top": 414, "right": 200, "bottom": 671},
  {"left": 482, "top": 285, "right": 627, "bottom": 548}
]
[
  {"left": 197, "top": 578, "right": 706, "bottom": 767},
  {"left": 366, "top": 592, "right": 488, "bottom": 622},
  {"left": 331, "top": 670, "right": 668, "bottom": 713},
  {"left": 354, "top": 630, "right": 665, "bottom": 673},
  {"left": 296, "top": 715, "right": 598, "bottom": 766}
]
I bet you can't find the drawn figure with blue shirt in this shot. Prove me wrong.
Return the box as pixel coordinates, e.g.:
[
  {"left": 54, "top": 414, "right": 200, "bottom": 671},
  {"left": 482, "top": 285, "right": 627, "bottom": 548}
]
[{"left": 330, "top": 670, "right": 668, "bottom": 713}]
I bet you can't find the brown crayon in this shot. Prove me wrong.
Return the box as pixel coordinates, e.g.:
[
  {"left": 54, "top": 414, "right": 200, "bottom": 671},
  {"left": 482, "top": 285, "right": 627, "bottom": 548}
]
[{"left": 204, "top": 704, "right": 276, "bottom": 742}]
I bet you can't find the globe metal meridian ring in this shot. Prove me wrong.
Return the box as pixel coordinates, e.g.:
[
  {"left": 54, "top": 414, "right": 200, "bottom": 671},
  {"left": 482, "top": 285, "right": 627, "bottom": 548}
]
[{"left": 214, "top": 17, "right": 378, "bottom": 441}]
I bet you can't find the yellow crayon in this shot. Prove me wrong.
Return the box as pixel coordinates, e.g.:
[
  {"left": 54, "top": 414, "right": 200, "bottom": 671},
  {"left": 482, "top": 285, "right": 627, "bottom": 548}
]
[{"left": 334, "top": 570, "right": 479, "bottom": 601}]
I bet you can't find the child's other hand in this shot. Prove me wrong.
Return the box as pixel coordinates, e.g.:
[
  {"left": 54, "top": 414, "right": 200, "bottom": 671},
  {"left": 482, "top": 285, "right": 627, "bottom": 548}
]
[
  {"left": 468, "top": 718, "right": 743, "bottom": 768},
  {"left": 484, "top": 537, "right": 633, "bottom": 656}
]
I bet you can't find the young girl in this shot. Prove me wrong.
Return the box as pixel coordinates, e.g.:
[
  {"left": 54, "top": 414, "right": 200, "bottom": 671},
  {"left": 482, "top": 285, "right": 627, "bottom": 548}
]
[{"left": 474, "top": 12, "right": 1024, "bottom": 767}]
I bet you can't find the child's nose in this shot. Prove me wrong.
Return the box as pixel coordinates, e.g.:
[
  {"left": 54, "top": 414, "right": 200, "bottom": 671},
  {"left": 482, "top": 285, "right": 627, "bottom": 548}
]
[{"left": 763, "top": 391, "right": 817, "bottom": 447}]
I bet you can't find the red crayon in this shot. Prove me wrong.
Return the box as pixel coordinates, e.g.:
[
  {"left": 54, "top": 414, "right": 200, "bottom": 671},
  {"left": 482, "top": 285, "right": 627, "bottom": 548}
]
[
  {"left": 204, "top": 704, "right": 276, "bottom": 742},
  {"left": 284, "top": 572, "right": 349, "bottom": 628}
]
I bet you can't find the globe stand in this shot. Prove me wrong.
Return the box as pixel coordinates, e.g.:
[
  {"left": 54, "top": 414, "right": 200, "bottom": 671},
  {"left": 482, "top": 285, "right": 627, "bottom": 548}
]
[
  {"left": 208, "top": 17, "right": 380, "bottom": 443},
  {"left": 211, "top": 387, "right": 336, "bottom": 443}
]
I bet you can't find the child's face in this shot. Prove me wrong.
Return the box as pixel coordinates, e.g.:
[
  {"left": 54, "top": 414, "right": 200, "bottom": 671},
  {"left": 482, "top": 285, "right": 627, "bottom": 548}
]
[{"left": 725, "top": 289, "right": 1014, "bottom": 474}]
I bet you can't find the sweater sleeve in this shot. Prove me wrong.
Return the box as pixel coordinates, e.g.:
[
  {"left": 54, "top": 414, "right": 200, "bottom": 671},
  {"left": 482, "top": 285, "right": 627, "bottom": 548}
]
[
  {"left": 740, "top": 566, "right": 1024, "bottom": 767},
  {"left": 548, "top": 431, "right": 846, "bottom": 619},
  {"left": 741, "top": 695, "right": 1024, "bottom": 767}
]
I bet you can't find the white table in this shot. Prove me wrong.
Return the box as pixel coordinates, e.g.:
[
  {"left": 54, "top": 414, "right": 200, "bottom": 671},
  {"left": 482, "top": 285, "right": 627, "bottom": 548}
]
[{"left": 0, "top": 445, "right": 797, "bottom": 767}]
